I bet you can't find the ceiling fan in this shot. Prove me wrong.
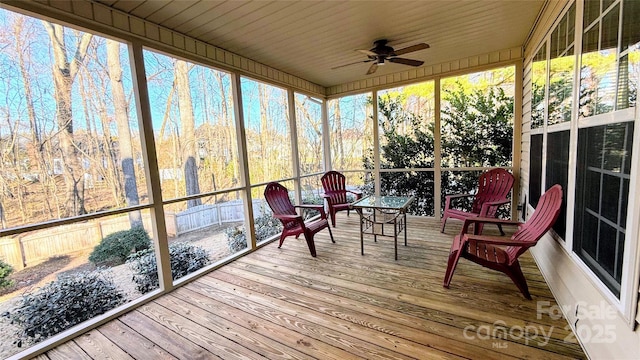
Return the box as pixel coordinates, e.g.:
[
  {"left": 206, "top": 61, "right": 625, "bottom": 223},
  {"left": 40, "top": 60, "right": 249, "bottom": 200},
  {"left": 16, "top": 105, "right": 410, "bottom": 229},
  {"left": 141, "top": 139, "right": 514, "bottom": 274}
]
[{"left": 332, "top": 39, "right": 430, "bottom": 75}]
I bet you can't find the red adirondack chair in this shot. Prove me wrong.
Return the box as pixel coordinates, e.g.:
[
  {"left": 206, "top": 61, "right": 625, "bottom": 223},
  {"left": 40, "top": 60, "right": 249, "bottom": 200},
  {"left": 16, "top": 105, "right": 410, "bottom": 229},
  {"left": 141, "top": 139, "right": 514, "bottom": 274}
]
[
  {"left": 264, "top": 182, "right": 334, "bottom": 257},
  {"left": 443, "top": 184, "right": 563, "bottom": 299},
  {"left": 441, "top": 168, "right": 515, "bottom": 234},
  {"left": 321, "top": 171, "right": 363, "bottom": 227}
]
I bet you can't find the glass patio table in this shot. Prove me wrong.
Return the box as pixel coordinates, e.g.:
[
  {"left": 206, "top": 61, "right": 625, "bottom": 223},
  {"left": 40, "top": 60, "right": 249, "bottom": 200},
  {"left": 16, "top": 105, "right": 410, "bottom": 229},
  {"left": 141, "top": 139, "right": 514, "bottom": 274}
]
[{"left": 351, "top": 195, "right": 415, "bottom": 260}]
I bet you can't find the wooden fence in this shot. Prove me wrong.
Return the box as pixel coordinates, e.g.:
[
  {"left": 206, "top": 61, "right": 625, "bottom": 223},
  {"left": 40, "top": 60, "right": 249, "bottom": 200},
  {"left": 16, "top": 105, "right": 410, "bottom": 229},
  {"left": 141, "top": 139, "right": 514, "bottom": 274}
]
[
  {"left": 165, "top": 199, "right": 263, "bottom": 236},
  {"left": 0, "top": 200, "right": 265, "bottom": 271}
]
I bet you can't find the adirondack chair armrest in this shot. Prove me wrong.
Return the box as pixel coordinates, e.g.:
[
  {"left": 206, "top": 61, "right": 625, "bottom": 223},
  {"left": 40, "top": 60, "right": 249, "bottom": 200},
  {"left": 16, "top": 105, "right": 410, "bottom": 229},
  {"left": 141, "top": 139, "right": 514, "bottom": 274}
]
[
  {"left": 478, "top": 198, "right": 511, "bottom": 216},
  {"left": 346, "top": 189, "right": 363, "bottom": 199},
  {"left": 295, "top": 204, "right": 327, "bottom": 218},
  {"left": 461, "top": 217, "right": 522, "bottom": 234},
  {"left": 275, "top": 214, "right": 303, "bottom": 222},
  {"left": 464, "top": 234, "right": 525, "bottom": 247}
]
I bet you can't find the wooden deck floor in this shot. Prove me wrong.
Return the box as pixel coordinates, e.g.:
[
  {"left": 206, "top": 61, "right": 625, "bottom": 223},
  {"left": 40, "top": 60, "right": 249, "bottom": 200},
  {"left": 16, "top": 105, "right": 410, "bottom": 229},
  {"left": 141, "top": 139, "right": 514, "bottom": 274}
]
[{"left": 36, "top": 216, "right": 585, "bottom": 359}]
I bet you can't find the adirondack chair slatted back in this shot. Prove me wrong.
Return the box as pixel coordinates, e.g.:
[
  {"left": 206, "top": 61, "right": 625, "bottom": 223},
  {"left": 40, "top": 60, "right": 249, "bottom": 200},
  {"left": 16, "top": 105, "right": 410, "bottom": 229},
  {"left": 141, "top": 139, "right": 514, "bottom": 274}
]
[
  {"left": 471, "top": 168, "right": 515, "bottom": 216},
  {"left": 321, "top": 171, "right": 348, "bottom": 204},
  {"left": 506, "top": 184, "right": 563, "bottom": 261},
  {"left": 264, "top": 181, "right": 335, "bottom": 257},
  {"left": 264, "top": 182, "right": 297, "bottom": 225}
]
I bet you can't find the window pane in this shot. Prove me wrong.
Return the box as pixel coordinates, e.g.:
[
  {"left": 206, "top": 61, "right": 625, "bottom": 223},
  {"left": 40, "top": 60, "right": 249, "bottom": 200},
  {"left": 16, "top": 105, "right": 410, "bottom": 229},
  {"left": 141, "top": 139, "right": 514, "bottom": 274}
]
[
  {"left": 582, "top": 212, "right": 599, "bottom": 257},
  {"left": 603, "top": 123, "right": 630, "bottom": 172},
  {"left": 0, "top": 12, "right": 147, "bottom": 229},
  {"left": 574, "top": 122, "right": 634, "bottom": 298},
  {"left": 598, "top": 221, "right": 617, "bottom": 276},
  {"left": 145, "top": 51, "right": 238, "bottom": 202},
  {"left": 549, "top": 6, "right": 576, "bottom": 125},
  {"left": 296, "top": 94, "right": 324, "bottom": 175},
  {"left": 558, "top": 12, "right": 568, "bottom": 54},
  {"left": 381, "top": 171, "right": 434, "bottom": 216},
  {"left": 601, "top": 4, "right": 619, "bottom": 50},
  {"left": 549, "top": 52, "right": 575, "bottom": 124},
  {"left": 546, "top": 131, "right": 569, "bottom": 238},
  {"left": 567, "top": 4, "right": 576, "bottom": 43},
  {"left": 531, "top": 44, "right": 547, "bottom": 128},
  {"left": 603, "top": 0, "right": 615, "bottom": 11},
  {"left": 621, "top": 0, "right": 640, "bottom": 51},
  {"left": 580, "top": 47, "right": 617, "bottom": 116},
  {"left": 621, "top": 179, "right": 629, "bottom": 227},
  {"left": 616, "top": 232, "right": 625, "bottom": 281},
  {"left": 378, "top": 81, "right": 435, "bottom": 169},
  {"left": 163, "top": 192, "right": 247, "bottom": 272},
  {"left": 618, "top": 0, "right": 640, "bottom": 109},
  {"left": 582, "top": 22, "right": 600, "bottom": 54},
  {"left": 241, "top": 78, "right": 292, "bottom": 184},
  {"left": 0, "top": 210, "right": 157, "bottom": 356},
  {"left": 586, "top": 126, "right": 604, "bottom": 167},
  {"left": 585, "top": 170, "right": 602, "bottom": 211},
  {"left": 550, "top": 25, "right": 561, "bottom": 59},
  {"left": 350, "top": 171, "right": 373, "bottom": 196},
  {"left": 300, "top": 174, "right": 325, "bottom": 206},
  {"left": 584, "top": 0, "right": 601, "bottom": 30},
  {"left": 328, "top": 93, "right": 373, "bottom": 171},
  {"left": 529, "top": 134, "right": 543, "bottom": 207},
  {"left": 601, "top": 174, "right": 620, "bottom": 223},
  {"left": 441, "top": 67, "right": 514, "bottom": 167}
]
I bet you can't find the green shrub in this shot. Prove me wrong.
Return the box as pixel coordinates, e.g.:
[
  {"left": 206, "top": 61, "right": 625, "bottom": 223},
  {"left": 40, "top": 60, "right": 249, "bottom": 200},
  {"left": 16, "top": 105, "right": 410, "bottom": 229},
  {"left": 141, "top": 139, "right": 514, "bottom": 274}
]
[
  {"left": 225, "top": 226, "right": 248, "bottom": 253},
  {"left": 3, "top": 269, "right": 126, "bottom": 347},
  {"left": 89, "top": 226, "right": 151, "bottom": 266},
  {"left": 225, "top": 212, "right": 283, "bottom": 253},
  {"left": 127, "top": 242, "right": 210, "bottom": 294},
  {"left": 0, "top": 259, "right": 14, "bottom": 288}
]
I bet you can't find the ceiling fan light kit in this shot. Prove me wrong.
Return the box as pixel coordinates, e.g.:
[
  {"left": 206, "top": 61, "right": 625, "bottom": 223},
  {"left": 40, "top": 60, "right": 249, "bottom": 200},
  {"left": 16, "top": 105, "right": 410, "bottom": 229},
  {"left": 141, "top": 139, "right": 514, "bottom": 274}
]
[{"left": 332, "top": 39, "right": 430, "bottom": 75}]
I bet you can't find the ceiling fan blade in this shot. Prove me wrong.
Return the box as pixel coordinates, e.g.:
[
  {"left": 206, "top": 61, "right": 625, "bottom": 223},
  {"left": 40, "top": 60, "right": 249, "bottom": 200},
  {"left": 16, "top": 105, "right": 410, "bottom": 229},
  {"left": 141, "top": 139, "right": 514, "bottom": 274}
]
[
  {"left": 366, "top": 62, "right": 378, "bottom": 75},
  {"left": 331, "top": 59, "right": 374, "bottom": 70},
  {"left": 357, "top": 49, "right": 377, "bottom": 56},
  {"left": 388, "top": 57, "right": 424, "bottom": 67},
  {"left": 393, "top": 43, "right": 430, "bottom": 56}
]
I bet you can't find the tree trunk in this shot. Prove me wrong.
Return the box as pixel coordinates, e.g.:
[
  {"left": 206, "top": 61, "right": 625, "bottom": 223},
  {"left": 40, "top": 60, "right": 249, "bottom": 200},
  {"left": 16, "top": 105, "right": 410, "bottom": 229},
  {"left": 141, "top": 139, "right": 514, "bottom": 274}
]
[
  {"left": 334, "top": 101, "right": 344, "bottom": 169},
  {"left": 107, "top": 40, "right": 142, "bottom": 227},
  {"left": 175, "top": 60, "right": 201, "bottom": 207},
  {"left": 215, "top": 71, "right": 237, "bottom": 183},
  {"left": 14, "top": 16, "right": 55, "bottom": 219},
  {"left": 43, "top": 22, "right": 92, "bottom": 217}
]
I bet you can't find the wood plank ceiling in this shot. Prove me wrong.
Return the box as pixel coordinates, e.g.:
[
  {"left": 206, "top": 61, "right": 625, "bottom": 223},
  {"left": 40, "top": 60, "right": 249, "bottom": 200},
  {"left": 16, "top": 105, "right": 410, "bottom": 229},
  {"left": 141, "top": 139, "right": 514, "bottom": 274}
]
[{"left": 96, "top": 0, "right": 546, "bottom": 87}]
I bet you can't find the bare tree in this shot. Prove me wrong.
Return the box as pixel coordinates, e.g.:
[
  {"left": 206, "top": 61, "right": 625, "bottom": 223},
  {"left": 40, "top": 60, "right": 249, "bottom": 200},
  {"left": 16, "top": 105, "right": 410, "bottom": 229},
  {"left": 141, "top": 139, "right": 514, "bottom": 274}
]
[
  {"left": 332, "top": 101, "right": 344, "bottom": 169},
  {"left": 175, "top": 59, "right": 201, "bottom": 207},
  {"left": 107, "top": 39, "right": 142, "bottom": 226},
  {"left": 42, "top": 22, "right": 92, "bottom": 217}
]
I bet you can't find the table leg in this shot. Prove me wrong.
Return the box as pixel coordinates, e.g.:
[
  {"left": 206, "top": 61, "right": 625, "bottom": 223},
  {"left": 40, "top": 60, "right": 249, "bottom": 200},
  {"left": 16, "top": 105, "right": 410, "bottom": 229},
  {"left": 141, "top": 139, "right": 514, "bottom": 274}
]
[
  {"left": 404, "top": 211, "right": 408, "bottom": 246},
  {"left": 360, "top": 211, "right": 364, "bottom": 256},
  {"left": 373, "top": 210, "right": 377, "bottom": 242},
  {"left": 394, "top": 216, "right": 398, "bottom": 260}
]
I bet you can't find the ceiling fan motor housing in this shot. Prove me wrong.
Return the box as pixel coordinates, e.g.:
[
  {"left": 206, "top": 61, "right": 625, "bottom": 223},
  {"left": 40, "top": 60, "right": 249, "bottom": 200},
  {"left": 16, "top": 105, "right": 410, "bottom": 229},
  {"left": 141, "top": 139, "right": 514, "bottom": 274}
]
[{"left": 372, "top": 39, "right": 396, "bottom": 57}]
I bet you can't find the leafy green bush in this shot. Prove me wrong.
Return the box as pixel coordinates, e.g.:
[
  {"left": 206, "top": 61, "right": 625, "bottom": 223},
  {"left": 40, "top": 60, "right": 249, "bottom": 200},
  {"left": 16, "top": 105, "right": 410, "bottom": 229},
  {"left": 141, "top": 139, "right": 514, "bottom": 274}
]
[
  {"left": 225, "top": 212, "right": 283, "bottom": 253},
  {"left": 3, "top": 269, "right": 126, "bottom": 347},
  {"left": 89, "top": 226, "right": 151, "bottom": 266},
  {"left": 0, "top": 259, "right": 14, "bottom": 288},
  {"left": 127, "top": 242, "right": 210, "bottom": 294}
]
